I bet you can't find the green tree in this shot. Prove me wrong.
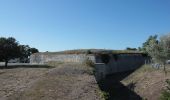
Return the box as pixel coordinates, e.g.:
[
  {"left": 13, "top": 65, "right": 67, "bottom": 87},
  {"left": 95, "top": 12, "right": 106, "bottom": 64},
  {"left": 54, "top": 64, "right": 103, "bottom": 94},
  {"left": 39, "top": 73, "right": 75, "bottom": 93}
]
[
  {"left": 19, "top": 45, "right": 31, "bottom": 63},
  {"left": 141, "top": 35, "right": 158, "bottom": 53},
  {"left": 19, "top": 46, "right": 39, "bottom": 63},
  {"left": 0, "top": 37, "right": 20, "bottom": 67},
  {"left": 146, "top": 34, "right": 170, "bottom": 72},
  {"left": 29, "top": 48, "right": 39, "bottom": 54},
  {"left": 126, "top": 47, "right": 137, "bottom": 51}
]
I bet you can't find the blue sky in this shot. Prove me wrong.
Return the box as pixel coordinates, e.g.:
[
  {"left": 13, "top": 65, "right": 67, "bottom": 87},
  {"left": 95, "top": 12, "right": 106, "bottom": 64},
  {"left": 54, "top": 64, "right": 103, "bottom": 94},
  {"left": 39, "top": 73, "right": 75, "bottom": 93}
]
[{"left": 0, "top": 0, "right": 170, "bottom": 52}]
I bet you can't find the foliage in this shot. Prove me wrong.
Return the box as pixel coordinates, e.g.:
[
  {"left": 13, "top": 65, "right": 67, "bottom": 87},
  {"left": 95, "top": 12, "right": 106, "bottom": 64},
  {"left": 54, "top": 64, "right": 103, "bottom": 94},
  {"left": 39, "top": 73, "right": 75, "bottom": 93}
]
[
  {"left": 126, "top": 47, "right": 137, "bottom": 51},
  {"left": 29, "top": 48, "right": 39, "bottom": 54},
  {"left": 0, "top": 37, "right": 39, "bottom": 66},
  {"left": 19, "top": 45, "right": 39, "bottom": 62},
  {"left": 83, "top": 57, "right": 95, "bottom": 68},
  {"left": 141, "top": 35, "right": 158, "bottom": 53},
  {"left": 19, "top": 45, "right": 31, "bottom": 63},
  {"left": 100, "top": 91, "right": 110, "bottom": 100},
  {"left": 0, "top": 37, "right": 20, "bottom": 67},
  {"left": 160, "top": 79, "right": 170, "bottom": 100},
  {"left": 145, "top": 33, "right": 170, "bottom": 71}
]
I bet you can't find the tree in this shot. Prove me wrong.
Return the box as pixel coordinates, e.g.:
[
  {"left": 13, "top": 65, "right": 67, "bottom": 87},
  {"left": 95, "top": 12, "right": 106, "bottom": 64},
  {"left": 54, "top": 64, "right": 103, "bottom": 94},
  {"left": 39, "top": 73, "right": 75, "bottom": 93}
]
[
  {"left": 19, "top": 46, "right": 39, "bottom": 63},
  {"left": 146, "top": 34, "right": 170, "bottom": 72},
  {"left": 0, "top": 37, "right": 20, "bottom": 67},
  {"left": 29, "top": 48, "right": 39, "bottom": 54},
  {"left": 141, "top": 35, "right": 158, "bottom": 53},
  {"left": 126, "top": 47, "right": 137, "bottom": 51},
  {"left": 19, "top": 45, "right": 31, "bottom": 63}
]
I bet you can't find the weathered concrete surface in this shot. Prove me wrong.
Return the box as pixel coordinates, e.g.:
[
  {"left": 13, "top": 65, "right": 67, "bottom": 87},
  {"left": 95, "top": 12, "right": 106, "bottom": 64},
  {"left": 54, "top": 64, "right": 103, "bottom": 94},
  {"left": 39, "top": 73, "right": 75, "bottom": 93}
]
[
  {"left": 98, "top": 54, "right": 145, "bottom": 75},
  {"left": 30, "top": 53, "right": 145, "bottom": 81},
  {"left": 94, "top": 54, "right": 145, "bottom": 81},
  {"left": 30, "top": 54, "right": 95, "bottom": 64}
]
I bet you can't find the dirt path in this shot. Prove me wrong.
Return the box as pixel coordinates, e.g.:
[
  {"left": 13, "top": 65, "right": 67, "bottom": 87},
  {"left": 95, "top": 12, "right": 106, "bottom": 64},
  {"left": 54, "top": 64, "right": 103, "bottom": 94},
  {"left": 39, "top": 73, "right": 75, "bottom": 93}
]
[{"left": 0, "top": 63, "right": 102, "bottom": 100}]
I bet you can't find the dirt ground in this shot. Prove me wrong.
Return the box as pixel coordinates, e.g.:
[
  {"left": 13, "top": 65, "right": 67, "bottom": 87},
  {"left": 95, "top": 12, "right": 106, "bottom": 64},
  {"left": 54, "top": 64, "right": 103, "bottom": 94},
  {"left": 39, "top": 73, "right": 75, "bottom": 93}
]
[
  {"left": 122, "top": 65, "right": 170, "bottom": 100},
  {"left": 0, "top": 63, "right": 102, "bottom": 100}
]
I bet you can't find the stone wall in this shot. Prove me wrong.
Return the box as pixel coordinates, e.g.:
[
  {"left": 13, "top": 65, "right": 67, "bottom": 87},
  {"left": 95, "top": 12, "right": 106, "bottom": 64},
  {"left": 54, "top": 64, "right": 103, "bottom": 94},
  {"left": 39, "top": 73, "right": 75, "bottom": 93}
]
[
  {"left": 30, "top": 53, "right": 145, "bottom": 81},
  {"left": 95, "top": 54, "right": 145, "bottom": 78},
  {"left": 30, "top": 53, "right": 95, "bottom": 64}
]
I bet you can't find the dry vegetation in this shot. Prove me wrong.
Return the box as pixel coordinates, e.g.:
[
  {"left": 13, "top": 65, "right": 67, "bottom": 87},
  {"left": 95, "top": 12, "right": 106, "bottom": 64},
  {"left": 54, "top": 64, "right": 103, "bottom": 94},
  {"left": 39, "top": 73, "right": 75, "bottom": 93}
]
[
  {"left": 121, "top": 64, "right": 170, "bottom": 100},
  {"left": 35, "top": 49, "right": 143, "bottom": 55},
  {"left": 0, "top": 63, "right": 103, "bottom": 100}
]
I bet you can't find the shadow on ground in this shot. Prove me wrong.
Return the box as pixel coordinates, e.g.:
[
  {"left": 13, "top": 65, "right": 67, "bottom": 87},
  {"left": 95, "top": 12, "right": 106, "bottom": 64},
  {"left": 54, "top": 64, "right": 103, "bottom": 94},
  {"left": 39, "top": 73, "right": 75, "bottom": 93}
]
[
  {"left": 0, "top": 65, "right": 52, "bottom": 69},
  {"left": 98, "top": 70, "right": 142, "bottom": 100}
]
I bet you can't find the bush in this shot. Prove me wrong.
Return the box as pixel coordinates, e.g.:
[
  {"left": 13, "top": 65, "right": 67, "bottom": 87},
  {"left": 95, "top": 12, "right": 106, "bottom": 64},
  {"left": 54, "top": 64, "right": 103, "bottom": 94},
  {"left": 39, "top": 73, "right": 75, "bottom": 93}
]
[
  {"left": 160, "top": 79, "right": 170, "bottom": 100},
  {"left": 100, "top": 91, "right": 110, "bottom": 100},
  {"left": 83, "top": 57, "right": 95, "bottom": 68}
]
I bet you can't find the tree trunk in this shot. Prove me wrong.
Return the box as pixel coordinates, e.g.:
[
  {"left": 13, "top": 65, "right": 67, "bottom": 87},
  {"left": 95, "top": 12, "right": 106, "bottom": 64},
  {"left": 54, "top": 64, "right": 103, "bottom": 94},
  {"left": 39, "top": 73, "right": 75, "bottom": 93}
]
[
  {"left": 163, "top": 63, "right": 167, "bottom": 75},
  {"left": 163, "top": 63, "right": 166, "bottom": 71},
  {"left": 5, "top": 60, "right": 8, "bottom": 67}
]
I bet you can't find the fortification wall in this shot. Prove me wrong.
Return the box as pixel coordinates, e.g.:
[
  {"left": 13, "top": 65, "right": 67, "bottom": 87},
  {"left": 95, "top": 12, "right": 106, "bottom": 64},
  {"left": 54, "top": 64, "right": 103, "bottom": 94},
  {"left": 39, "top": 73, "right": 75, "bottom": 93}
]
[
  {"left": 95, "top": 54, "right": 145, "bottom": 76},
  {"left": 30, "top": 53, "right": 145, "bottom": 81},
  {"left": 30, "top": 54, "right": 95, "bottom": 64}
]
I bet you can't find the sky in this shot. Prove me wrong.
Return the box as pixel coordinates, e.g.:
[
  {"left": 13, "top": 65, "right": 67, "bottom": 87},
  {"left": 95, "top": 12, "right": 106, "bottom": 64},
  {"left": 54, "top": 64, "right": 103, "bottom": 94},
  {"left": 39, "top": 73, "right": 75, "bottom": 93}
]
[{"left": 0, "top": 0, "right": 170, "bottom": 52}]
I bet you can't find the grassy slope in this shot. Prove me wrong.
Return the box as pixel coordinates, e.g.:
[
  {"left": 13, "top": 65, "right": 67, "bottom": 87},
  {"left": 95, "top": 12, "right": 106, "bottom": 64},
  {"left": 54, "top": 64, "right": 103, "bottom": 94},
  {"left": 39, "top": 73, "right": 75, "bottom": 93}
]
[{"left": 121, "top": 65, "right": 170, "bottom": 100}]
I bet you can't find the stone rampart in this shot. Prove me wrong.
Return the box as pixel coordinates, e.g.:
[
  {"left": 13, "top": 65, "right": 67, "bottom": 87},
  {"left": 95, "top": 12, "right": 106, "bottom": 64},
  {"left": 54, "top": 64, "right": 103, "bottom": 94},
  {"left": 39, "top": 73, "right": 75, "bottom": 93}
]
[
  {"left": 30, "top": 53, "right": 95, "bottom": 64},
  {"left": 30, "top": 53, "right": 145, "bottom": 81}
]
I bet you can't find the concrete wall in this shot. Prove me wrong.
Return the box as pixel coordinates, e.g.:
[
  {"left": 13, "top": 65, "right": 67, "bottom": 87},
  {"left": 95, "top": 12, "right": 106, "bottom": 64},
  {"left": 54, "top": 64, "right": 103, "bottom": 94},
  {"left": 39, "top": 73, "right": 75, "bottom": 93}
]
[
  {"left": 30, "top": 53, "right": 145, "bottom": 81},
  {"left": 30, "top": 53, "right": 95, "bottom": 64},
  {"left": 95, "top": 54, "right": 145, "bottom": 79},
  {"left": 95, "top": 63, "right": 106, "bottom": 81}
]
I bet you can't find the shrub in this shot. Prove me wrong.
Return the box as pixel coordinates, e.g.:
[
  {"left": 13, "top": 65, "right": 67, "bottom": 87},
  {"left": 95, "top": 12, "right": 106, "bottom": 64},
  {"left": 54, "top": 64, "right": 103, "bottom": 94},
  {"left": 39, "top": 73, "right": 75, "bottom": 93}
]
[
  {"left": 100, "top": 91, "right": 110, "bottom": 100},
  {"left": 83, "top": 57, "right": 95, "bottom": 68},
  {"left": 160, "top": 79, "right": 170, "bottom": 100}
]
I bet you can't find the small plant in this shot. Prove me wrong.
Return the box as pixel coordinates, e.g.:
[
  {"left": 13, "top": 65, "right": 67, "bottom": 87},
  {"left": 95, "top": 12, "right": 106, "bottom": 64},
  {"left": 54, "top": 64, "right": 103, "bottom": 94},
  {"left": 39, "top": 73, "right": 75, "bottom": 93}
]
[
  {"left": 83, "top": 57, "right": 95, "bottom": 75},
  {"left": 100, "top": 91, "right": 110, "bottom": 100},
  {"left": 83, "top": 57, "right": 95, "bottom": 68},
  {"left": 160, "top": 79, "right": 170, "bottom": 100}
]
